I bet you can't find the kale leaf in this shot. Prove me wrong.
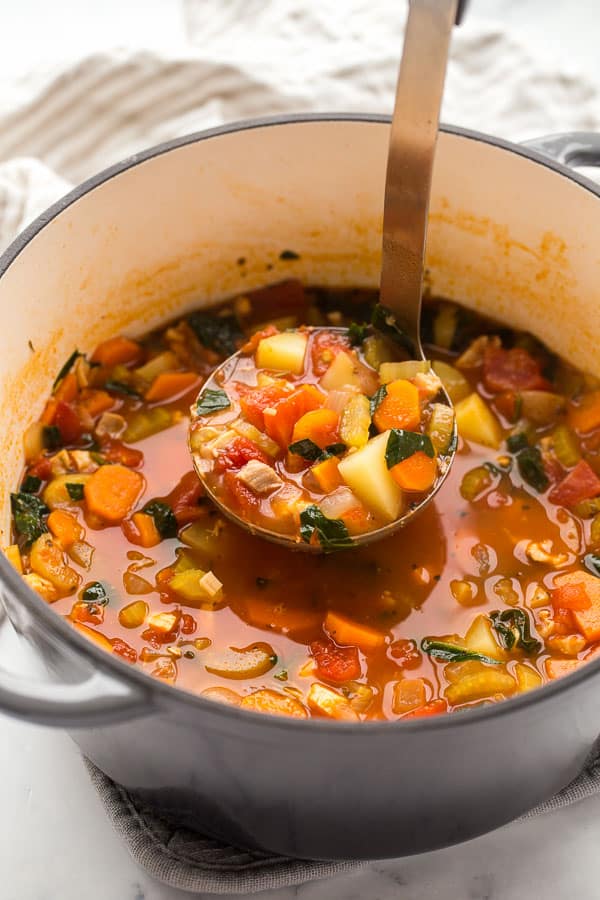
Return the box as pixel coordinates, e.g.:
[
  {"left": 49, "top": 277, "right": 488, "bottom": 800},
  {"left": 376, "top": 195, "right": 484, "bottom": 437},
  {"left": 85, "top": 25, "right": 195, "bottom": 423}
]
[
  {"left": 196, "top": 388, "right": 231, "bottom": 416},
  {"left": 11, "top": 492, "right": 48, "bottom": 544},
  {"left": 371, "top": 304, "right": 415, "bottom": 357},
  {"left": 385, "top": 429, "right": 435, "bottom": 468},
  {"left": 420, "top": 638, "right": 501, "bottom": 665},
  {"left": 188, "top": 312, "right": 243, "bottom": 357},
  {"left": 489, "top": 608, "right": 541, "bottom": 655},
  {"left": 143, "top": 500, "right": 178, "bottom": 539},
  {"left": 299, "top": 505, "right": 353, "bottom": 551}
]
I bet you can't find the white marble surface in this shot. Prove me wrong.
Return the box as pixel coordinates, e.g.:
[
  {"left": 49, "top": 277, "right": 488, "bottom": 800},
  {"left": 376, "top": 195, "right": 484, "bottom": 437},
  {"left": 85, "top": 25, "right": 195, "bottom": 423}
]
[{"left": 3, "top": 1, "right": 600, "bottom": 898}]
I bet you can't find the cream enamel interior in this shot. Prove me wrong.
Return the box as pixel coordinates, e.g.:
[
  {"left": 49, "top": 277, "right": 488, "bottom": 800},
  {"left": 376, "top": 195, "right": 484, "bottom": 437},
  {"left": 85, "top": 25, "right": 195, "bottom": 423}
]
[{"left": 0, "top": 119, "right": 599, "bottom": 543}]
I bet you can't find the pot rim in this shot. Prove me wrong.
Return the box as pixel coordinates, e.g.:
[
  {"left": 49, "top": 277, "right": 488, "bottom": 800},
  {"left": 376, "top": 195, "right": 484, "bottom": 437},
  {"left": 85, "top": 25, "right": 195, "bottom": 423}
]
[{"left": 2, "top": 112, "right": 600, "bottom": 734}]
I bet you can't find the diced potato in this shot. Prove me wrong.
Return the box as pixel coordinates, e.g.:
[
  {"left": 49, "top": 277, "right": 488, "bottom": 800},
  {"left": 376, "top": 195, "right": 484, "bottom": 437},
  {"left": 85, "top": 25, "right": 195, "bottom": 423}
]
[
  {"left": 205, "top": 642, "right": 276, "bottom": 680},
  {"left": 201, "top": 686, "right": 242, "bottom": 707},
  {"left": 169, "top": 568, "right": 223, "bottom": 606},
  {"left": 42, "top": 473, "right": 91, "bottom": 510},
  {"left": 22, "top": 572, "right": 59, "bottom": 603},
  {"left": 379, "top": 360, "right": 429, "bottom": 383},
  {"left": 514, "top": 662, "right": 543, "bottom": 693},
  {"left": 464, "top": 614, "right": 504, "bottom": 660},
  {"left": 338, "top": 431, "right": 403, "bottom": 522},
  {"left": 455, "top": 393, "right": 502, "bottom": 449},
  {"left": 29, "top": 534, "right": 80, "bottom": 595},
  {"left": 307, "top": 683, "right": 359, "bottom": 721},
  {"left": 146, "top": 610, "right": 180, "bottom": 633},
  {"left": 255, "top": 332, "right": 307, "bottom": 375},
  {"left": 520, "top": 391, "right": 566, "bottom": 426},
  {"left": 118, "top": 600, "right": 149, "bottom": 628},
  {"left": 431, "top": 360, "right": 471, "bottom": 403},
  {"left": 240, "top": 689, "right": 308, "bottom": 718},
  {"left": 392, "top": 678, "right": 427, "bottom": 715},
  {"left": 123, "top": 407, "right": 172, "bottom": 443},
  {"left": 444, "top": 667, "right": 517, "bottom": 705},
  {"left": 23, "top": 422, "right": 46, "bottom": 461},
  {"left": 340, "top": 393, "right": 371, "bottom": 448},
  {"left": 427, "top": 402, "right": 455, "bottom": 454},
  {"left": 320, "top": 350, "right": 362, "bottom": 391},
  {"left": 180, "top": 520, "right": 224, "bottom": 559},
  {"left": 4, "top": 544, "right": 22, "bottom": 574}
]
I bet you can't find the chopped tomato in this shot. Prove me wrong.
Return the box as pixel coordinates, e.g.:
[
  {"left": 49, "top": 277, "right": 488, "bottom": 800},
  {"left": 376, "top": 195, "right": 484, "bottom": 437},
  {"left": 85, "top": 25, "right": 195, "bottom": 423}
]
[
  {"left": 28, "top": 456, "right": 53, "bottom": 480},
  {"left": 483, "top": 346, "right": 548, "bottom": 392},
  {"left": 237, "top": 382, "right": 291, "bottom": 431},
  {"left": 311, "top": 331, "right": 351, "bottom": 376},
  {"left": 310, "top": 638, "right": 361, "bottom": 683},
  {"left": 494, "top": 391, "right": 520, "bottom": 422},
  {"left": 111, "top": 638, "right": 138, "bottom": 664},
  {"left": 548, "top": 459, "right": 600, "bottom": 508},
  {"left": 552, "top": 582, "right": 591, "bottom": 612},
  {"left": 166, "top": 470, "right": 205, "bottom": 525},
  {"left": 70, "top": 600, "right": 104, "bottom": 626},
  {"left": 224, "top": 469, "right": 260, "bottom": 512},
  {"left": 263, "top": 384, "right": 324, "bottom": 446},
  {"left": 54, "top": 401, "right": 84, "bottom": 444},
  {"left": 100, "top": 438, "right": 144, "bottom": 468},
  {"left": 390, "top": 638, "right": 422, "bottom": 669},
  {"left": 181, "top": 613, "right": 197, "bottom": 635},
  {"left": 241, "top": 325, "right": 279, "bottom": 354},
  {"left": 214, "top": 436, "right": 270, "bottom": 472},
  {"left": 402, "top": 699, "right": 448, "bottom": 719}
]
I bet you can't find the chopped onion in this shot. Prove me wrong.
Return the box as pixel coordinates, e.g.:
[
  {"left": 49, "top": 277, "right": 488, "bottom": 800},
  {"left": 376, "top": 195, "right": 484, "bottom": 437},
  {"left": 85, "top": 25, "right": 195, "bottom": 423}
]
[{"left": 320, "top": 488, "right": 360, "bottom": 520}]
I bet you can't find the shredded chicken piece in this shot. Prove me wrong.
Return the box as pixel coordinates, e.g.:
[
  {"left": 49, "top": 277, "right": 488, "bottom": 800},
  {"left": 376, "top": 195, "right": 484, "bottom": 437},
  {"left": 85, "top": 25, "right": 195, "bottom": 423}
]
[
  {"left": 199, "top": 571, "right": 223, "bottom": 598},
  {"left": 237, "top": 460, "right": 283, "bottom": 495},
  {"left": 529, "top": 584, "right": 550, "bottom": 608},
  {"left": 456, "top": 335, "right": 501, "bottom": 370},
  {"left": 50, "top": 449, "right": 73, "bottom": 477},
  {"left": 414, "top": 370, "right": 443, "bottom": 401},
  {"left": 70, "top": 450, "right": 99, "bottom": 473},
  {"left": 526, "top": 540, "right": 569, "bottom": 567}
]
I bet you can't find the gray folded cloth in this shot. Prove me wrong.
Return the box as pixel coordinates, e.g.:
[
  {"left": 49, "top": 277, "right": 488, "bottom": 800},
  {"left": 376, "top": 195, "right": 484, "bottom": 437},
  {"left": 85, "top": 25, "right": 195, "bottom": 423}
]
[{"left": 86, "top": 743, "right": 600, "bottom": 895}]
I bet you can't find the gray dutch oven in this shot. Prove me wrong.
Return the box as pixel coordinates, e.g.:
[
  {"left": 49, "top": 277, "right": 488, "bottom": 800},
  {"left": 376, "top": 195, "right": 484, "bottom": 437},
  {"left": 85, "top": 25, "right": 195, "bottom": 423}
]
[{"left": 0, "top": 116, "right": 599, "bottom": 861}]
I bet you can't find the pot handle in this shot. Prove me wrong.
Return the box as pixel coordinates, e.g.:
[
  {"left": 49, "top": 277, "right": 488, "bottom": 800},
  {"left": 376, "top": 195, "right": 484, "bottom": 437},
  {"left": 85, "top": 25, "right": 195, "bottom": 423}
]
[
  {"left": 0, "top": 611, "right": 151, "bottom": 727},
  {"left": 522, "top": 132, "right": 600, "bottom": 169}
]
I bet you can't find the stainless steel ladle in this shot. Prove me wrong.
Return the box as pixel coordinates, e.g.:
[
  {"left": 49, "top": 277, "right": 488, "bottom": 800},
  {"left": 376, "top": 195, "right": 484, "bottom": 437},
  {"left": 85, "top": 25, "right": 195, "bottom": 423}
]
[{"left": 190, "top": 0, "right": 467, "bottom": 551}]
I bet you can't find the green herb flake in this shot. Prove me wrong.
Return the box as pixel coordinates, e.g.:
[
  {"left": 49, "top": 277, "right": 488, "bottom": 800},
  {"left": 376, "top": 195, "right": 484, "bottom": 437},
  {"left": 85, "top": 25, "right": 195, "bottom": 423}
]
[
  {"left": 288, "top": 438, "right": 324, "bottom": 462},
  {"left": 421, "top": 638, "right": 501, "bottom": 665},
  {"left": 507, "top": 432, "right": 529, "bottom": 454},
  {"left": 81, "top": 581, "right": 109, "bottom": 606},
  {"left": 104, "top": 380, "right": 141, "bottom": 398},
  {"left": 274, "top": 670, "right": 288, "bottom": 682},
  {"left": 143, "top": 500, "right": 178, "bottom": 539},
  {"left": 348, "top": 322, "right": 369, "bottom": 346},
  {"left": 371, "top": 304, "right": 415, "bottom": 356},
  {"left": 43, "top": 425, "right": 62, "bottom": 450},
  {"left": 66, "top": 482, "right": 85, "bottom": 501},
  {"left": 583, "top": 553, "right": 600, "bottom": 578},
  {"left": 516, "top": 446, "right": 549, "bottom": 493},
  {"left": 10, "top": 492, "right": 49, "bottom": 544},
  {"left": 324, "top": 443, "right": 346, "bottom": 457},
  {"left": 385, "top": 430, "right": 435, "bottom": 469},
  {"left": 21, "top": 475, "right": 42, "bottom": 494},
  {"left": 369, "top": 384, "right": 387, "bottom": 418},
  {"left": 299, "top": 504, "right": 353, "bottom": 552},
  {"left": 53, "top": 349, "right": 81, "bottom": 390},
  {"left": 188, "top": 312, "right": 243, "bottom": 357},
  {"left": 489, "top": 608, "right": 541, "bottom": 654},
  {"left": 196, "top": 388, "right": 231, "bottom": 416}
]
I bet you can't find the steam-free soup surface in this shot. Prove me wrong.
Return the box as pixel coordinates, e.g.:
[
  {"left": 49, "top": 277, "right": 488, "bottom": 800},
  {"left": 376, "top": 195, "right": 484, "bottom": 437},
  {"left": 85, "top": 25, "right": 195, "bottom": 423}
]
[{"left": 8, "top": 281, "right": 600, "bottom": 721}]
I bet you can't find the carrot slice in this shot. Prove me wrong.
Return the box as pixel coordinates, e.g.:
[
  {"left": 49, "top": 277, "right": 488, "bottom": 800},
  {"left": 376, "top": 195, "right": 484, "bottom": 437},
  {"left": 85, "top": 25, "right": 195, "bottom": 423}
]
[
  {"left": 54, "top": 372, "right": 78, "bottom": 403},
  {"left": 123, "top": 512, "right": 161, "bottom": 548},
  {"left": 145, "top": 371, "right": 199, "bottom": 402},
  {"left": 291, "top": 408, "right": 339, "bottom": 449},
  {"left": 568, "top": 390, "right": 600, "bottom": 434},
  {"left": 91, "top": 337, "right": 143, "bottom": 368},
  {"left": 402, "top": 699, "right": 448, "bottom": 719},
  {"left": 84, "top": 464, "right": 144, "bottom": 524},
  {"left": 79, "top": 389, "right": 115, "bottom": 418},
  {"left": 40, "top": 398, "right": 59, "bottom": 426},
  {"left": 47, "top": 510, "right": 83, "bottom": 547},
  {"left": 324, "top": 610, "right": 386, "bottom": 651},
  {"left": 545, "top": 658, "right": 583, "bottom": 680},
  {"left": 263, "top": 384, "right": 324, "bottom": 447},
  {"left": 549, "top": 460, "right": 600, "bottom": 508},
  {"left": 311, "top": 456, "right": 342, "bottom": 492},
  {"left": 554, "top": 571, "right": 600, "bottom": 642},
  {"left": 372, "top": 379, "right": 420, "bottom": 432},
  {"left": 390, "top": 451, "right": 437, "bottom": 491}
]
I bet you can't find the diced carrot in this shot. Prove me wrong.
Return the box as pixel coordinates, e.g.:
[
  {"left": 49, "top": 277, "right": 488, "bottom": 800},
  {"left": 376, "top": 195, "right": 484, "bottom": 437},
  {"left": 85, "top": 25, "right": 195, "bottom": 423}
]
[
  {"left": 312, "top": 456, "right": 342, "bottom": 492},
  {"left": 551, "top": 582, "right": 591, "bottom": 612},
  {"left": 99, "top": 439, "right": 144, "bottom": 468},
  {"left": 84, "top": 464, "right": 145, "bottom": 524},
  {"left": 145, "top": 371, "right": 199, "bottom": 402},
  {"left": 372, "top": 379, "right": 420, "bottom": 432},
  {"left": 47, "top": 510, "right": 84, "bottom": 547},
  {"left": 240, "top": 595, "right": 323, "bottom": 638},
  {"left": 549, "top": 460, "right": 600, "bottom": 508},
  {"left": 324, "top": 610, "right": 386, "bottom": 651},
  {"left": 54, "top": 401, "right": 84, "bottom": 444},
  {"left": 291, "top": 408, "right": 339, "bottom": 449},
  {"left": 54, "top": 372, "right": 78, "bottom": 403},
  {"left": 483, "top": 346, "right": 548, "bottom": 392},
  {"left": 79, "top": 389, "right": 115, "bottom": 418},
  {"left": 263, "top": 384, "right": 325, "bottom": 447},
  {"left": 402, "top": 699, "right": 448, "bottom": 719},
  {"left": 91, "top": 337, "right": 143, "bottom": 368},
  {"left": 240, "top": 689, "right": 308, "bottom": 718},
  {"left": 545, "top": 658, "right": 583, "bottom": 680},
  {"left": 40, "top": 398, "right": 59, "bottom": 426},
  {"left": 554, "top": 571, "right": 600, "bottom": 642},
  {"left": 123, "top": 512, "right": 161, "bottom": 548},
  {"left": 166, "top": 470, "right": 205, "bottom": 525},
  {"left": 341, "top": 505, "right": 372, "bottom": 534},
  {"left": 390, "top": 451, "right": 437, "bottom": 491},
  {"left": 72, "top": 621, "right": 114, "bottom": 653},
  {"left": 568, "top": 391, "right": 600, "bottom": 435}
]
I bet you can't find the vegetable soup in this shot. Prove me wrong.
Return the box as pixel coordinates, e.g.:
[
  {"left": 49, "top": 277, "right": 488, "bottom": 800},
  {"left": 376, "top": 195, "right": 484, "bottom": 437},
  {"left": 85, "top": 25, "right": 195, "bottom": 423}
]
[{"left": 8, "top": 281, "right": 600, "bottom": 721}]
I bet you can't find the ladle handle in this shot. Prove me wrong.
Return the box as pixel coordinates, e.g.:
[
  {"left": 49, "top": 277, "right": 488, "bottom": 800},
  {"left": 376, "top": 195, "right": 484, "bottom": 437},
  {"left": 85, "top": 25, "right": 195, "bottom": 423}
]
[{"left": 379, "top": 0, "right": 462, "bottom": 357}]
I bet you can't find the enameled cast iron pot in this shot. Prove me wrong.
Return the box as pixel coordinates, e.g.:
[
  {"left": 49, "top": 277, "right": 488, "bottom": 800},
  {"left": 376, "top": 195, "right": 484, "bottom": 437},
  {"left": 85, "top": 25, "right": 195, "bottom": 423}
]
[{"left": 1, "top": 116, "right": 600, "bottom": 861}]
